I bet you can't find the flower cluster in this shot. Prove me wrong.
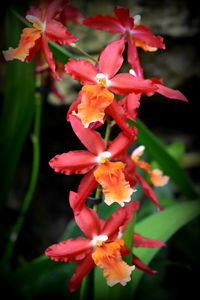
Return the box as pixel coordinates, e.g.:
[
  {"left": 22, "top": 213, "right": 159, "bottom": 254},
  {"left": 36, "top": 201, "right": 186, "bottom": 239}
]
[{"left": 3, "top": 0, "right": 188, "bottom": 292}]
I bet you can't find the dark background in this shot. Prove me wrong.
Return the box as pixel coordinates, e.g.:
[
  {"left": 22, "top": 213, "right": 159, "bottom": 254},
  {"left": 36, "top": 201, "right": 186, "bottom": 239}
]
[{"left": 0, "top": 0, "right": 200, "bottom": 299}]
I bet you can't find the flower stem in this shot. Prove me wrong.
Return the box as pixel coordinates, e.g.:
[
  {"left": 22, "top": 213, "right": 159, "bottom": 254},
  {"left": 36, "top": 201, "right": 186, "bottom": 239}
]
[
  {"left": 104, "top": 115, "right": 112, "bottom": 147},
  {"left": 79, "top": 269, "right": 94, "bottom": 300},
  {"left": 80, "top": 115, "right": 113, "bottom": 298},
  {"left": 69, "top": 43, "right": 98, "bottom": 64},
  {"left": 93, "top": 115, "right": 113, "bottom": 209},
  {"left": 1, "top": 74, "right": 42, "bottom": 269}
]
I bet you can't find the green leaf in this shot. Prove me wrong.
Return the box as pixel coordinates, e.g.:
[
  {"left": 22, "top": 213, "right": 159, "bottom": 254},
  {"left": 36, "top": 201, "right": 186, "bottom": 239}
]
[
  {"left": 131, "top": 199, "right": 200, "bottom": 294},
  {"left": 49, "top": 42, "right": 75, "bottom": 64},
  {"left": 0, "top": 11, "right": 35, "bottom": 207},
  {"left": 166, "top": 142, "right": 185, "bottom": 164},
  {"left": 10, "top": 219, "right": 80, "bottom": 299},
  {"left": 132, "top": 118, "right": 199, "bottom": 199},
  {"left": 94, "top": 200, "right": 200, "bottom": 300}
]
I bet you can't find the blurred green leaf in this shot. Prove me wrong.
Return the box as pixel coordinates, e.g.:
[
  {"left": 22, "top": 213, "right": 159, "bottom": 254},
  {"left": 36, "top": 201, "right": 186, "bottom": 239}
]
[
  {"left": 131, "top": 118, "right": 199, "bottom": 199},
  {"left": 10, "top": 218, "right": 80, "bottom": 299},
  {"left": 166, "top": 142, "right": 185, "bottom": 164},
  {"left": 131, "top": 199, "right": 200, "bottom": 294},
  {"left": 49, "top": 42, "right": 75, "bottom": 64},
  {"left": 0, "top": 11, "right": 35, "bottom": 207},
  {"left": 94, "top": 200, "right": 200, "bottom": 300}
]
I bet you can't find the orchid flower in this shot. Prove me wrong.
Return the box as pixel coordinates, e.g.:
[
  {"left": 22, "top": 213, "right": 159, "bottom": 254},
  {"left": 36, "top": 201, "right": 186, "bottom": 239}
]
[
  {"left": 83, "top": 6, "right": 165, "bottom": 77},
  {"left": 49, "top": 115, "right": 137, "bottom": 207},
  {"left": 131, "top": 145, "right": 169, "bottom": 187},
  {"left": 112, "top": 148, "right": 165, "bottom": 210},
  {"left": 115, "top": 144, "right": 170, "bottom": 210},
  {"left": 64, "top": 39, "right": 156, "bottom": 128},
  {"left": 3, "top": 0, "right": 77, "bottom": 80},
  {"left": 45, "top": 199, "right": 139, "bottom": 291}
]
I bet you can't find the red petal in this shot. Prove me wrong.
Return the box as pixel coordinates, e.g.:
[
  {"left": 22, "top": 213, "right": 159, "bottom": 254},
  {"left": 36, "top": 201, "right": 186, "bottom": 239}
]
[
  {"left": 45, "top": 0, "right": 66, "bottom": 21},
  {"left": 69, "top": 171, "right": 98, "bottom": 213},
  {"left": 49, "top": 150, "right": 96, "bottom": 175},
  {"left": 133, "top": 25, "right": 165, "bottom": 50},
  {"left": 99, "top": 39, "right": 125, "bottom": 79},
  {"left": 119, "top": 201, "right": 140, "bottom": 234},
  {"left": 133, "top": 254, "right": 157, "bottom": 275},
  {"left": 65, "top": 58, "right": 97, "bottom": 85},
  {"left": 45, "top": 237, "right": 92, "bottom": 262},
  {"left": 66, "top": 91, "right": 82, "bottom": 121},
  {"left": 127, "top": 39, "right": 144, "bottom": 78},
  {"left": 73, "top": 205, "right": 101, "bottom": 239},
  {"left": 134, "top": 233, "right": 166, "bottom": 248},
  {"left": 120, "top": 93, "right": 141, "bottom": 121},
  {"left": 114, "top": 6, "right": 133, "bottom": 29},
  {"left": 59, "top": 3, "right": 83, "bottom": 24},
  {"left": 123, "top": 156, "right": 138, "bottom": 187},
  {"left": 41, "top": 36, "right": 60, "bottom": 80},
  {"left": 69, "top": 115, "right": 106, "bottom": 155},
  {"left": 155, "top": 83, "right": 188, "bottom": 102},
  {"left": 26, "top": 38, "right": 41, "bottom": 63},
  {"left": 69, "top": 253, "right": 95, "bottom": 292},
  {"left": 83, "top": 15, "right": 124, "bottom": 34},
  {"left": 45, "top": 19, "right": 78, "bottom": 44},
  {"left": 120, "top": 245, "right": 130, "bottom": 257},
  {"left": 102, "top": 206, "right": 126, "bottom": 239},
  {"left": 135, "top": 172, "right": 163, "bottom": 210},
  {"left": 110, "top": 73, "right": 156, "bottom": 95},
  {"left": 108, "top": 132, "right": 133, "bottom": 159},
  {"left": 106, "top": 98, "right": 137, "bottom": 138}
]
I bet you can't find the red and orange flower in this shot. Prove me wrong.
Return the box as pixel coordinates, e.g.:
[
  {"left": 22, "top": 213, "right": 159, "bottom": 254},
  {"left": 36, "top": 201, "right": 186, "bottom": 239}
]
[
  {"left": 3, "top": 0, "right": 77, "bottom": 79},
  {"left": 65, "top": 39, "right": 156, "bottom": 127},
  {"left": 49, "top": 115, "right": 136, "bottom": 207}
]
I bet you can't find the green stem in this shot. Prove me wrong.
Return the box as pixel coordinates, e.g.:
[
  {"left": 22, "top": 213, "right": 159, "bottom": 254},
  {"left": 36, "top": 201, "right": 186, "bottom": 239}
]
[
  {"left": 1, "top": 74, "right": 42, "bottom": 269},
  {"left": 69, "top": 43, "right": 98, "bottom": 64},
  {"left": 93, "top": 116, "right": 112, "bottom": 210},
  {"left": 79, "top": 115, "right": 113, "bottom": 299},
  {"left": 104, "top": 115, "right": 112, "bottom": 147},
  {"left": 10, "top": 7, "right": 30, "bottom": 27},
  {"left": 79, "top": 269, "right": 94, "bottom": 300},
  {"left": 123, "top": 214, "right": 136, "bottom": 265}
]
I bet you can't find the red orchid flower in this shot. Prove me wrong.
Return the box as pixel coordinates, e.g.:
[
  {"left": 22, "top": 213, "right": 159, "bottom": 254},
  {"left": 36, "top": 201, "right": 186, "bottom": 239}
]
[
  {"left": 45, "top": 199, "right": 139, "bottom": 291},
  {"left": 3, "top": 0, "right": 77, "bottom": 80},
  {"left": 64, "top": 39, "right": 157, "bottom": 128},
  {"left": 49, "top": 115, "right": 137, "bottom": 207},
  {"left": 83, "top": 6, "right": 165, "bottom": 77}
]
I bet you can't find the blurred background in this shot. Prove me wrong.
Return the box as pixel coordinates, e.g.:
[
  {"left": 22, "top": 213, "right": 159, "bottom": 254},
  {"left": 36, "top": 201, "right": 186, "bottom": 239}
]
[{"left": 0, "top": 0, "right": 200, "bottom": 299}]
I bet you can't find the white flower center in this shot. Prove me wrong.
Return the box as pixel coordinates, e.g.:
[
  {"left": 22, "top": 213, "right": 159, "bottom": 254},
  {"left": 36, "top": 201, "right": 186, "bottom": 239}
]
[
  {"left": 96, "top": 151, "right": 112, "bottom": 164},
  {"left": 131, "top": 145, "right": 145, "bottom": 161},
  {"left": 26, "top": 15, "right": 46, "bottom": 32},
  {"left": 133, "top": 14, "right": 141, "bottom": 26},
  {"left": 96, "top": 73, "right": 110, "bottom": 87},
  {"left": 91, "top": 234, "right": 108, "bottom": 247},
  {"left": 129, "top": 69, "right": 137, "bottom": 77}
]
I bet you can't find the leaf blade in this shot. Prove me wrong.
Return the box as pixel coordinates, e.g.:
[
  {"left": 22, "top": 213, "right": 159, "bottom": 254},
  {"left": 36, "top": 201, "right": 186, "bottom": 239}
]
[{"left": 134, "top": 118, "right": 199, "bottom": 199}]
